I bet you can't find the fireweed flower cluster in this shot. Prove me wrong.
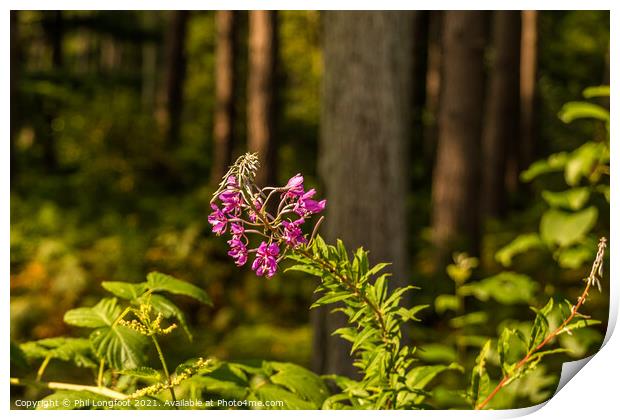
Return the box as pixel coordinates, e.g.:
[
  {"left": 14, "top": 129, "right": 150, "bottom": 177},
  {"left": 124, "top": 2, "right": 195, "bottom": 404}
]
[{"left": 209, "top": 153, "right": 326, "bottom": 278}]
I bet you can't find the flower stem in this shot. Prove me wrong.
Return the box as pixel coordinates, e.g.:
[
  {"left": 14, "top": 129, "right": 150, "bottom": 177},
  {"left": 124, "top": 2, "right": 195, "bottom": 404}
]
[
  {"left": 476, "top": 237, "right": 607, "bottom": 410},
  {"left": 97, "top": 358, "right": 105, "bottom": 388},
  {"left": 11, "top": 377, "right": 128, "bottom": 400},
  {"left": 151, "top": 336, "right": 178, "bottom": 409},
  {"left": 36, "top": 355, "right": 52, "bottom": 382}
]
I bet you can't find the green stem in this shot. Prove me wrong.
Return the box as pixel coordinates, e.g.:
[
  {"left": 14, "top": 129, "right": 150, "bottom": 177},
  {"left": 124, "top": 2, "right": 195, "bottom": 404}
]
[
  {"left": 36, "top": 355, "right": 52, "bottom": 382},
  {"left": 11, "top": 377, "right": 128, "bottom": 400},
  {"left": 151, "top": 336, "right": 178, "bottom": 408},
  {"left": 97, "top": 358, "right": 105, "bottom": 388}
]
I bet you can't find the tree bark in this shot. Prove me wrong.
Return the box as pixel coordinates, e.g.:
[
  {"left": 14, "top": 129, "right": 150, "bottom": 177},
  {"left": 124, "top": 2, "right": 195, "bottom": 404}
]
[
  {"left": 482, "top": 11, "right": 521, "bottom": 217},
  {"left": 424, "top": 11, "right": 443, "bottom": 161},
  {"left": 11, "top": 10, "right": 20, "bottom": 180},
  {"left": 247, "top": 11, "right": 278, "bottom": 187},
  {"left": 317, "top": 11, "right": 412, "bottom": 377},
  {"left": 431, "top": 11, "right": 486, "bottom": 260},
  {"left": 211, "top": 11, "right": 239, "bottom": 184},
  {"left": 508, "top": 10, "right": 538, "bottom": 192},
  {"left": 163, "top": 11, "right": 189, "bottom": 146},
  {"left": 411, "top": 12, "right": 429, "bottom": 170}
]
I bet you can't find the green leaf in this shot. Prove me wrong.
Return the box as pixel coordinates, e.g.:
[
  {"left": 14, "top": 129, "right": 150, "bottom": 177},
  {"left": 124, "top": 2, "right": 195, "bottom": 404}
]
[
  {"left": 250, "top": 384, "right": 317, "bottom": 409},
  {"left": 146, "top": 272, "right": 211, "bottom": 305},
  {"left": 397, "top": 304, "right": 428, "bottom": 322},
  {"left": 89, "top": 325, "right": 148, "bottom": 370},
  {"left": 435, "top": 295, "right": 459, "bottom": 314},
  {"left": 528, "top": 299, "right": 554, "bottom": 350},
  {"left": 583, "top": 85, "right": 610, "bottom": 98},
  {"left": 350, "top": 327, "right": 377, "bottom": 354},
  {"left": 495, "top": 234, "right": 544, "bottom": 267},
  {"left": 407, "top": 363, "right": 463, "bottom": 390},
  {"left": 540, "top": 207, "right": 598, "bottom": 247},
  {"left": 418, "top": 343, "right": 457, "bottom": 363},
  {"left": 559, "top": 101, "right": 609, "bottom": 123},
  {"left": 460, "top": 272, "right": 539, "bottom": 305},
  {"left": 118, "top": 367, "right": 161, "bottom": 381},
  {"left": 521, "top": 152, "right": 568, "bottom": 182},
  {"left": 542, "top": 188, "right": 590, "bottom": 210},
  {"left": 285, "top": 264, "right": 325, "bottom": 277},
  {"left": 310, "top": 291, "right": 355, "bottom": 308},
  {"left": 20, "top": 337, "right": 97, "bottom": 368},
  {"left": 268, "top": 362, "right": 330, "bottom": 407},
  {"left": 64, "top": 298, "right": 122, "bottom": 328},
  {"left": 498, "top": 329, "right": 527, "bottom": 376},
  {"left": 37, "top": 390, "right": 112, "bottom": 410},
  {"left": 564, "top": 142, "right": 608, "bottom": 186},
  {"left": 101, "top": 281, "right": 148, "bottom": 300},
  {"left": 556, "top": 243, "right": 596, "bottom": 269},
  {"left": 469, "top": 340, "right": 491, "bottom": 408},
  {"left": 449, "top": 312, "right": 489, "bottom": 329}
]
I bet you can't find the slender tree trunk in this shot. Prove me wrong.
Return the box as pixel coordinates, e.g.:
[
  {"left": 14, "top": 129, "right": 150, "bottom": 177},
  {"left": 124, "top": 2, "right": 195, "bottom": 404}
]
[
  {"left": 508, "top": 10, "right": 538, "bottom": 191},
  {"left": 424, "top": 12, "right": 443, "bottom": 162},
  {"left": 163, "top": 11, "right": 189, "bottom": 146},
  {"left": 317, "top": 11, "right": 412, "bottom": 377},
  {"left": 482, "top": 12, "right": 521, "bottom": 217},
  {"left": 211, "top": 11, "right": 239, "bottom": 184},
  {"left": 247, "top": 11, "right": 278, "bottom": 187},
  {"left": 11, "top": 11, "right": 20, "bottom": 180},
  {"left": 41, "top": 11, "right": 64, "bottom": 171},
  {"left": 431, "top": 11, "right": 486, "bottom": 260},
  {"left": 411, "top": 12, "right": 429, "bottom": 171}
]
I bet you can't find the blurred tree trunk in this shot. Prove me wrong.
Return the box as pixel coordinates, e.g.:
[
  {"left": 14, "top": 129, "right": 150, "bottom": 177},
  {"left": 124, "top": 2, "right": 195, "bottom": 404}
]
[
  {"left": 317, "top": 11, "right": 412, "bottom": 377},
  {"left": 11, "top": 11, "right": 20, "bottom": 180},
  {"left": 162, "top": 11, "right": 189, "bottom": 146},
  {"left": 211, "top": 11, "right": 239, "bottom": 184},
  {"left": 411, "top": 12, "right": 429, "bottom": 162},
  {"left": 247, "top": 11, "right": 278, "bottom": 187},
  {"left": 41, "top": 11, "right": 64, "bottom": 171},
  {"left": 508, "top": 10, "right": 538, "bottom": 191},
  {"left": 431, "top": 11, "right": 486, "bottom": 260},
  {"left": 482, "top": 12, "right": 521, "bottom": 217},
  {"left": 424, "top": 11, "right": 443, "bottom": 161}
]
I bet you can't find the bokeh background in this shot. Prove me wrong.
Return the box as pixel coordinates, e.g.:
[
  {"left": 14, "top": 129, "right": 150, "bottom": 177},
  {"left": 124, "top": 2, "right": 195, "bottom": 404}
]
[{"left": 10, "top": 10, "right": 610, "bottom": 409}]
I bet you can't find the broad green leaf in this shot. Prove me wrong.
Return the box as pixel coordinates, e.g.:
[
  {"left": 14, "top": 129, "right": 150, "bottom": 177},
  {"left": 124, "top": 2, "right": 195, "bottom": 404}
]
[
  {"left": 64, "top": 298, "right": 122, "bottom": 328},
  {"left": 495, "top": 234, "right": 544, "bottom": 267},
  {"left": 249, "top": 384, "right": 316, "bottom": 409},
  {"left": 20, "top": 337, "right": 97, "bottom": 369},
  {"left": 559, "top": 101, "right": 609, "bottom": 123},
  {"left": 521, "top": 152, "right": 568, "bottom": 182},
  {"left": 540, "top": 207, "right": 598, "bottom": 247},
  {"left": 564, "top": 142, "right": 608, "bottom": 186},
  {"left": 435, "top": 295, "right": 459, "bottom": 314},
  {"left": 450, "top": 312, "right": 489, "bottom": 329},
  {"left": 556, "top": 244, "right": 596, "bottom": 269},
  {"left": 146, "top": 272, "right": 211, "bottom": 305},
  {"left": 37, "top": 390, "right": 112, "bottom": 410},
  {"left": 268, "top": 362, "right": 330, "bottom": 406},
  {"left": 101, "top": 281, "right": 148, "bottom": 300},
  {"left": 418, "top": 343, "right": 457, "bottom": 363},
  {"left": 498, "top": 329, "right": 527, "bottom": 376},
  {"left": 118, "top": 367, "right": 161, "bottom": 381},
  {"left": 89, "top": 324, "right": 148, "bottom": 370},
  {"left": 583, "top": 85, "right": 610, "bottom": 98},
  {"left": 542, "top": 188, "right": 590, "bottom": 210},
  {"left": 460, "top": 272, "right": 538, "bottom": 305}
]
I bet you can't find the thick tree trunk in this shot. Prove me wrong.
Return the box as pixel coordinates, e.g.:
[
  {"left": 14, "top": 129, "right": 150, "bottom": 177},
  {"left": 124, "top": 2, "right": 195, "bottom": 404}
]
[
  {"left": 247, "top": 11, "right": 278, "bottom": 187},
  {"left": 508, "top": 10, "right": 538, "bottom": 191},
  {"left": 211, "top": 11, "right": 239, "bottom": 184},
  {"left": 431, "top": 11, "right": 486, "bottom": 260},
  {"left": 411, "top": 12, "right": 429, "bottom": 160},
  {"left": 317, "top": 11, "right": 412, "bottom": 377},
  {"left": 482, "top": 12, "right": 521, "bottom": 217},
  {"left": 163, "top": 11, "right": 189, "bottom": 146}
]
